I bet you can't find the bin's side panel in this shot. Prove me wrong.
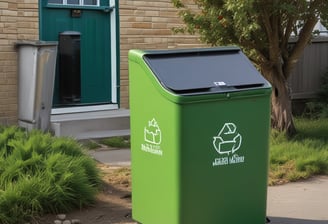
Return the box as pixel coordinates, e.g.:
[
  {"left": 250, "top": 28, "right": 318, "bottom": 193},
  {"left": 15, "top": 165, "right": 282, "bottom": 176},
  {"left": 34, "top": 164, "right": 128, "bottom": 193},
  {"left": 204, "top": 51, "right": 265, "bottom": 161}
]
[
  {"left": 179, "top": 92, "right": 271, "bottom": 224},
  {"left": 17, "top": 45, "right": 38, "bottom": 123},
  {"left": 36, "top": 45, "right": 58, "bottom": 131},
  {"left": 129, "top": 57, "right": 182, "bottom": 224}
]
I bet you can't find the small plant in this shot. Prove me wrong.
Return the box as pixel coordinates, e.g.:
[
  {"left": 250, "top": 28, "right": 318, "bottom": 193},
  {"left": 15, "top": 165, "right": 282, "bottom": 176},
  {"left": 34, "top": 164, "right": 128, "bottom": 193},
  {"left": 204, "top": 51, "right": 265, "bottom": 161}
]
[
  {"left": 318, "top": 68, "right": 328, "bottom": 102},
  {"left": 80, "top": 139, "right": 101, "bottom": 150},
  {"left": 304, "top": 68, "right": 328, "bottom": 119},
  {"left": 304, "top": 101, "right": 328, "bottom": 119},
  {"left": 0, "top": 126, "right": 101, "bottom": 224},
  {"left": 99, "top": 136, "right": 130, "bottom": 148}
]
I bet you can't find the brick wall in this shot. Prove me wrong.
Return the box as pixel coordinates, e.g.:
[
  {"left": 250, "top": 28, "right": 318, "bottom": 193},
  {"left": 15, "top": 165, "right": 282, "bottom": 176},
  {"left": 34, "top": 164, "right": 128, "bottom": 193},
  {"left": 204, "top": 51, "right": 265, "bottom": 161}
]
[
  {"left": 119, "top": 0, "right": 206, "bottom": 108},
  {"left": 0, "top": 0, "right": 204, "bottom": 123},
  {"left": 0, "top": 0, "right": 38, "bottom": 125}
]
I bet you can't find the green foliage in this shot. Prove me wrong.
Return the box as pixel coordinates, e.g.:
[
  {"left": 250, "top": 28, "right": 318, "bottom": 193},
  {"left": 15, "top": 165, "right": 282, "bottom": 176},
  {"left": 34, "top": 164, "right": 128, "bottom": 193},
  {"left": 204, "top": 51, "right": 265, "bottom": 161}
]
[
  {"left": 304, "top": 101, "right": 328, "bottom": 119},
  {"left": 81, "top": 139, "right": 101, "bottom": 150},
  {"left": 320, "top": 3, "right": 328, "bottom": 29},
  {"left": 99, "top": 136, "right": 130, "bottom": 148},
  {"left": 269, "top": 118, "right": 328, "bottom": 185},
  {"left": 172, "top": 0, "right": 328, "bottom": 65},
  {"left": 173, "top": 0, "right": 328, "bottom": 134},
  {"left": 173, "top": 0, "right": 326, "bottom": 40},
  {"left": 0, "top": 127, "right": 101, "bottom": 224},
  {"left": 294, "top": 117, "right": 328, "bottom": 140},
  {"left": 304, "top": 68, "right": 328, "bottom": 118},
  {"left": 318, "top": 68, "right": 328, "bottom": 102}
]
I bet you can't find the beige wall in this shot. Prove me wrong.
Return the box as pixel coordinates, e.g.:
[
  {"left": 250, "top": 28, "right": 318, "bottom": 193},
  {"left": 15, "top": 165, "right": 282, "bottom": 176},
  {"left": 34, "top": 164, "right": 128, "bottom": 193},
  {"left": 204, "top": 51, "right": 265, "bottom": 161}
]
[
  {"left": 119, "top": 0, "right": 205, "bottom": 108},
  {"left": 0, "top": 1, "right": 39, "bottom": 125},
  {"left": 0, "top": 0, "right": 204, "bottom": 125}
]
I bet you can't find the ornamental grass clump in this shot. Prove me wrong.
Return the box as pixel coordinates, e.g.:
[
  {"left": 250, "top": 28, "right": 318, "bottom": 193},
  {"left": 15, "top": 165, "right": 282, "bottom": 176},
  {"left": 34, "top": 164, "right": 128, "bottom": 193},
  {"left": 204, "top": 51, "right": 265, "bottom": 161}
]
[{"left": 0, "top": 126, "right": 101, "bottom": 224}]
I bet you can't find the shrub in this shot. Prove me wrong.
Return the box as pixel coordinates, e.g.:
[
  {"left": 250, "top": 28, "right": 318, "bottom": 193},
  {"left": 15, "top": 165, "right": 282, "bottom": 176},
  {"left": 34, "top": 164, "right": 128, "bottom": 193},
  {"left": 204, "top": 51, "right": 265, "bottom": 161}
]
[
  {"left": 99, "top": 136, "right": 130, "bottom": 148},
  {"left": 0, "top": 127, "right": 101, "bottom": 224},
  {"left": 304, "top": 68, "right": 328, "bottom": 118},
  {"left": 318, "top": 68, "right": 328, "bottom": 103}
]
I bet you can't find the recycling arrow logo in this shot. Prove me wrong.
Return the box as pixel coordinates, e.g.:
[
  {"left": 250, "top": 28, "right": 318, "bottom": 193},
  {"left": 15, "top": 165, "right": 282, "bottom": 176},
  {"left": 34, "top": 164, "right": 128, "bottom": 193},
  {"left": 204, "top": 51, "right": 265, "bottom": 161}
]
[{"left": 213, "top": 123, "right": 242, "bottom": 155}]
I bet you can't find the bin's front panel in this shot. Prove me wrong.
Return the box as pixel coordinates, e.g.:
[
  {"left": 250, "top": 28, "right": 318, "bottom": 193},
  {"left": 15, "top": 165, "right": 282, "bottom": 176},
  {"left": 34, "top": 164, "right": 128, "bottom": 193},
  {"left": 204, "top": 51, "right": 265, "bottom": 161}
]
[
  {"left": 129, "top": 59, "right": 182, "bottom": 224},
  {"left": 179, "top": 93, "right": 271, "bottom": 224}
]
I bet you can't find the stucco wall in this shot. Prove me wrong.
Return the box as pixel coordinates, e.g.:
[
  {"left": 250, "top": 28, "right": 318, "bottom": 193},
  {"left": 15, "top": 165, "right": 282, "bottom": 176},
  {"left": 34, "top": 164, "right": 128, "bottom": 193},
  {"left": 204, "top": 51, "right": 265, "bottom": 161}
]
[
  {"left": 0, "top": 0, "right": 204, "bottom": 125},
  {"left": 0, "top": 1, "right": 39, "bottom": 125}
]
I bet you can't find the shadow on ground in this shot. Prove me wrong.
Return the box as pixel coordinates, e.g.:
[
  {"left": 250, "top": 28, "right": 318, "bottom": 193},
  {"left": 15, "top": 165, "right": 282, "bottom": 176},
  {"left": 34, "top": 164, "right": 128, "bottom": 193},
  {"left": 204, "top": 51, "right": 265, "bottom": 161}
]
[
  {"left": 34, "top": 165, "right": 135, "bottom": 224},
  {"left": 268, "top": 217, "right": 328, "bottom": 224}
]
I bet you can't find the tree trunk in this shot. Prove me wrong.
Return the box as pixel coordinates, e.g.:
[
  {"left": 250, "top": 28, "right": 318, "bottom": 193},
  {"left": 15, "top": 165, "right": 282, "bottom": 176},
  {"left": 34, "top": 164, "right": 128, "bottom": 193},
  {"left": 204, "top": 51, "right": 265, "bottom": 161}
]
[
  {"left": 261, "top": 65, "right": 296, "bottom": 136},
  {"left": 270, "top": 73, "right": 296, "bottom": 136}
]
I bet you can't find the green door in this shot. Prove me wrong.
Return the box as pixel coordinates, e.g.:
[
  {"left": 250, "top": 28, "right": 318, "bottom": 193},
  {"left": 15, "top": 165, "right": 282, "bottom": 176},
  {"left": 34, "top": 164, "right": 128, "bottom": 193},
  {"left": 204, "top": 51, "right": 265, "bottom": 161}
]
[{"left": 39, "top": 0, "right": 119, "bottom": 108}]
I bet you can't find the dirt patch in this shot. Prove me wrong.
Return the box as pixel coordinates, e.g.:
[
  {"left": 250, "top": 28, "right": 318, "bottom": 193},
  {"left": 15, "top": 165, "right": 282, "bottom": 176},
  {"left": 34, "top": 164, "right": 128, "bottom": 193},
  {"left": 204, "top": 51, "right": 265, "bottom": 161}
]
[{"left": 35, "top": 164, "right": 135, "bottom": 224}]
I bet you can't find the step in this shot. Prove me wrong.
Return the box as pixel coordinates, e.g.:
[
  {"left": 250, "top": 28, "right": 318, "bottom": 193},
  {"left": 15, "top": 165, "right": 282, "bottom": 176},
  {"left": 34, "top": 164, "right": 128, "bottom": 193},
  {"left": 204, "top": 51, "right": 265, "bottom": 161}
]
[{"left": 50, "top": 109, "right": 130, "bottom": 139}]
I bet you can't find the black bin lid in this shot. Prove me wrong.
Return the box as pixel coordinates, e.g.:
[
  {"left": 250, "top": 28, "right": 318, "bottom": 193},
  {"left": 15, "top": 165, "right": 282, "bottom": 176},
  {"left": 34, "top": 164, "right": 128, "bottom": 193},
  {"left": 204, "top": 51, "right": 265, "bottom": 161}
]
[{"left": 143, "top": 47, "right": 269, "bottom": 95}]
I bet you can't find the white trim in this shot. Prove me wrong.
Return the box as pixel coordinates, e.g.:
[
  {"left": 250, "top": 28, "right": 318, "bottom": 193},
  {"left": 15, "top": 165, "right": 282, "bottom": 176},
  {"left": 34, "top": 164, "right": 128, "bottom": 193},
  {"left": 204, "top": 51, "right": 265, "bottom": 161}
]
[
  {"left": 51, "top": 104, "right": 119, "bottom": 115},
  {"left": 47, "top": 0, "right": 118, "bottom": 113},
  {"left": 49, "top": 0, "right": 100, "bottom": 6},
  {"left": 110, "top": 0, "right": 117, "bottom": 103}
]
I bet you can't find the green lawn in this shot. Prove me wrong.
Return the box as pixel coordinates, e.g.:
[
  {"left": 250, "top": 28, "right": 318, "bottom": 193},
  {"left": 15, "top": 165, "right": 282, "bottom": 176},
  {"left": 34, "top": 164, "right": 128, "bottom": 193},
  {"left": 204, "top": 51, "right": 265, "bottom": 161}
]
[{"left": 269, "top": 118, "right": 328, "bottom": 185}]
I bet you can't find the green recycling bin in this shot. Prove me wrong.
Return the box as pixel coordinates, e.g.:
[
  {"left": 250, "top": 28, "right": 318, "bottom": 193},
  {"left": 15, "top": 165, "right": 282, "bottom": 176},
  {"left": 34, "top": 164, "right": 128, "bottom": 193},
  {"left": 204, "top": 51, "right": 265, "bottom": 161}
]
[{"left": 129, "top": 47, "right": 272, "bottom": 224}]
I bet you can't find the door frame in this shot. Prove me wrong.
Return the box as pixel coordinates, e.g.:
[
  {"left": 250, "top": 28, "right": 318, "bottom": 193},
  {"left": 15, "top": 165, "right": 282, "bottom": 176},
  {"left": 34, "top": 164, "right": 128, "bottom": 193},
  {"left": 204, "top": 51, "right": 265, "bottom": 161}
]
[{"left": 38, "top": 0, "right": 120, "bottom": 114}]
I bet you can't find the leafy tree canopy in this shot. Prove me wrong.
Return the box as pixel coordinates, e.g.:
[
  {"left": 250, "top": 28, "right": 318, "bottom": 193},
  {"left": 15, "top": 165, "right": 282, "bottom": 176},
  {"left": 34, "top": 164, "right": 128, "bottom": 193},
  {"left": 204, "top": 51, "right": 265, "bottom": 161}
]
[
  {"left": 172, "top": 0, "right": 327, "bottom": 71},
  {"left": 172, "top": 0, "right": 328, "bottom": 135}
]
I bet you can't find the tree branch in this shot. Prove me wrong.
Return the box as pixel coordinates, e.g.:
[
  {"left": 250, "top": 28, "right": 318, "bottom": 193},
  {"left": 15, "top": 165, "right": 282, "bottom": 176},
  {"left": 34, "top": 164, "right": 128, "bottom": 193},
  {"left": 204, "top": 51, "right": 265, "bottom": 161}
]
[
  {"left": 284, "top": 0, "right": 323, "bottom": 79},
  {"left": 281, "top": 15, "right": 296, "bottom": 61},
  {"left": 259, "top": 7, "right": 273, "bottom": 52},
  {"left": 284, "top": 16, "right": 318, "bottom": 79}
]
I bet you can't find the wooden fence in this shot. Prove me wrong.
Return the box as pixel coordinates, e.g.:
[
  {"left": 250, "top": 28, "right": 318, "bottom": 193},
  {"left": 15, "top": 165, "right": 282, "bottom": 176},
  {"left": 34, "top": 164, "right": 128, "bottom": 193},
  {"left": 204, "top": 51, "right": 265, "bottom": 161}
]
[{"left": 289, "top": 36, "right": 328, "bottom": 100}]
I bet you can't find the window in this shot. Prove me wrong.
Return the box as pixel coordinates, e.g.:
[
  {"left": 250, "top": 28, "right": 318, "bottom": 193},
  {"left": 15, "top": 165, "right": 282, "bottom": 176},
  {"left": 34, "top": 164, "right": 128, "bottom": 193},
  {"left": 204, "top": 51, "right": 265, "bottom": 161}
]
[
  {"left": 48, "top": 0, "right": 63, "bottom": 3},
  {"left": 48, "top": 0, "right": 99, "bottom": 6},
  {"left": 67, "top": 0, "right": 79, "bottom": 4},
  {"left": 83, "top": 0, "right": 98, "bottom": 5}
]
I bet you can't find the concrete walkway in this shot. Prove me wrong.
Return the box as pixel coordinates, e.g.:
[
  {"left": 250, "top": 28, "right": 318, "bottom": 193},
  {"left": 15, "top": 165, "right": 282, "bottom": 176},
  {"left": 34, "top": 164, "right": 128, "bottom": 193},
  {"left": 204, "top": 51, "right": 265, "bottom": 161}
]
[
  {"left": 89, "top": 148, "right": 131, "bottom": 167},
  {"left": 267, "top": 176, "right": 328, "bottom": 223},
  {"left": 90, "top": 149, "right": 328, "bottom": 224}
]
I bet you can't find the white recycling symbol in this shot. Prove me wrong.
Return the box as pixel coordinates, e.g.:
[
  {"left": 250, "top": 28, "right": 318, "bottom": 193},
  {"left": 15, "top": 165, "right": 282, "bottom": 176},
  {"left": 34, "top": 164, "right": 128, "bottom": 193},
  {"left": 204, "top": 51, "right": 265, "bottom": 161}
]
[{"left": 213, "top": 123, "right": 242, "bottom": 155}]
